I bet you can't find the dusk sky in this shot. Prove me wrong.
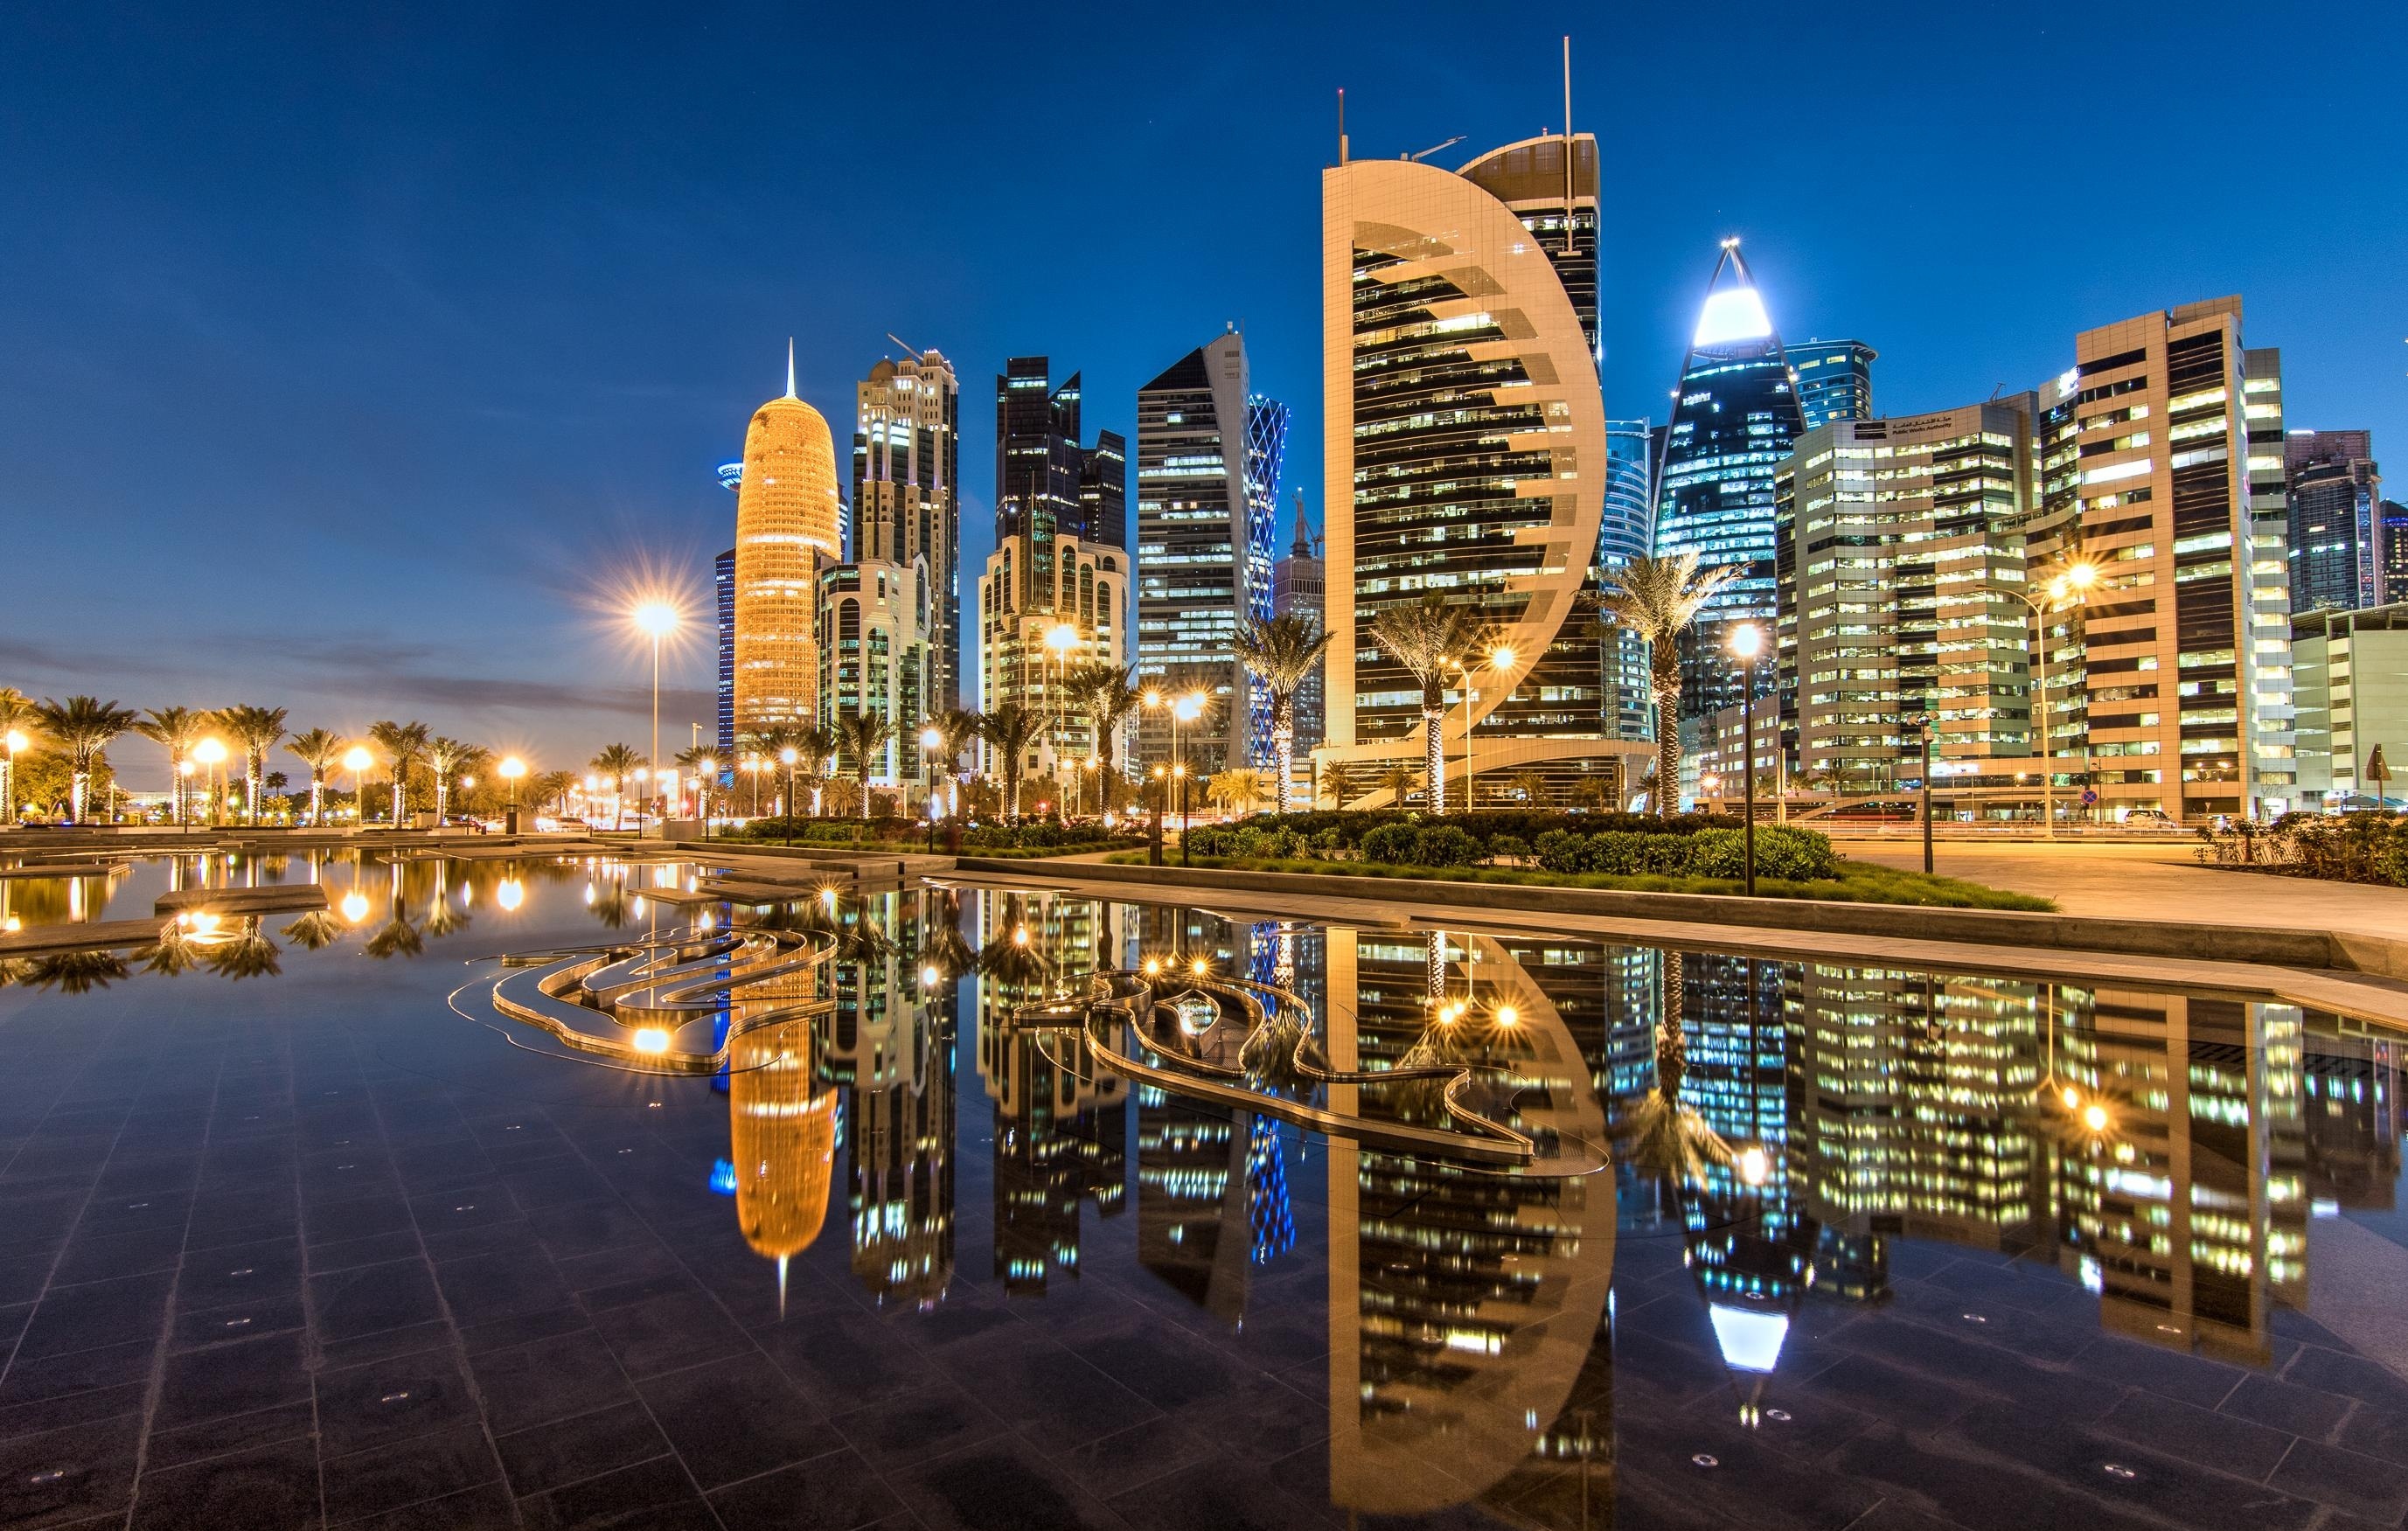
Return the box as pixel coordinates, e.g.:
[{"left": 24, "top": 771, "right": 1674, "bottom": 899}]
[{"left": 4, "top": 1, "right": 2403, "bottom": 785}]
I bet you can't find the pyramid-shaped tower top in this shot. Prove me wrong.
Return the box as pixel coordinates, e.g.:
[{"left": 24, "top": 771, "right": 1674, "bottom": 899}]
[{"left": 1691, "top": 240, "right": 1778, "bottom": 351}]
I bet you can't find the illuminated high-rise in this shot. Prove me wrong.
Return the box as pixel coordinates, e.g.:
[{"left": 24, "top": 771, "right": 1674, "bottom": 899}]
[
  {"left": 1653, "top": 241, "right": 1805, "bottom": 720},
  {"left": 1785, "top": 338, "right": 1876, "bottom": 430},
  {"left": 2283, "top": 429, "right": 2382, "bottom": 613},
  {"left": 1600, "top": 418, "right": 1653, "bottom": 740},
  {"left": 1320, "top": 130, "right": 1646, "bottom": 805},
  {"left": 1272, "top": 506, "right": 1326, "bottom": 764},
  {"left": 1135, "top": 330, "right": 1284, "bottom": 770},
  {"left": 733, "top": 345, "right": 843, "bottom": 735},
  {"left": 854, "top": 351, "right": 962, "bottom": 707}
]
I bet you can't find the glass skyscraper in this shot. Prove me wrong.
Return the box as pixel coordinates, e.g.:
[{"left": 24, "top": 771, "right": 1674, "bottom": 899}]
[
  {"left": 1600, "top": 419, "right": 1653, "bottom": 741},
  {"left": 1135, "top": 330, "right": 1284, "bottom": 771},
  {"left": 1653, "top": 241, "right": 1804, "bottom": 720},
  {"left": 1785, "top": 338, "right": 1876, "bottom": 430},
  {"left": 853, "top": 351, "right": 962, "bottom": 706},
  {"left": 2283, "top": 429, "right": 2382, "bottom": 613}
]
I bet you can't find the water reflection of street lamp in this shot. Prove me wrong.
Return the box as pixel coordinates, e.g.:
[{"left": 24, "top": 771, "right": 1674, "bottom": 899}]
[
  {"left": 1729, "top": 623, "right": 1763, "bottom": 895},
  {"left": 340, "top": 888, "right": 371, "bottom": 923},
  {"left": 344, "top": 746, "right": 374, "bottom": 826}
]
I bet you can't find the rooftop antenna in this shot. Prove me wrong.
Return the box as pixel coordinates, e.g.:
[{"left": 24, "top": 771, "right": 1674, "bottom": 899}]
[
  {"left": 1562, "top": 36, "right": 1576, "bottom": 255},
  {"left": 886, "top": 332, "right": 925, "bottom": 361},
  {"left": 1338, "top": 88, "right": 1347, "bottom": 165},
  {"left": 1293, "top": 490, "right": 1322, "bottom": 559},
  {"left": 783, "top": 338, "right": 796, "bottom": 400},
  {"left": 1404, "top": 135, "right": 1464, "bottom": 163}
]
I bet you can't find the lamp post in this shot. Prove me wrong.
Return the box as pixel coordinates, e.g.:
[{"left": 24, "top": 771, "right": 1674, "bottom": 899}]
[
  {"left": 1045, "top": 623, "right": 1079, "bottom": 809},
  {"left": 195, "top": 738, "right": 228, "bottom": 829},
  {"left": 919, "top": 725, "right": 943, "bottom": 853},
  {"left": 177, "top": 760, "right": 196, "bottom": 834},
  {"left": 1149, "top": 764, "right": 1166, "bottom": 866},
  {"left": 1729, "top": 623, "right": 1762, "bottom": 895},
  {"left": 1911, "top": 715, "right": 1935, "bottom": 874},
  {"left": 693, "top": 756, "right": 716, "bottom": 839},
  {"left": 779, "top": 746, "right": 799, "bottom": 847},
  {"left": 1448, "top": 645, "right": 1516, "bottom": 813},
  {"left": 344, "top": 746, "right": 373, "bottom": 827},
  {"left": 499, "top": 756, "right": 525, "bottom": 834},
  {"left": 634, "top": 602, "right": 679, "bottom": 824},
  {"left": 1994, "top": 558, "right": 2097, "bottom": 839},
  {"left": 1, "top": 729, "right": 24, "bottom": 828}
]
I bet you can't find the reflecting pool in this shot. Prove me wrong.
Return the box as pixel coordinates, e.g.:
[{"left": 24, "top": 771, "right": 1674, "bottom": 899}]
[{"left": 0, "top": 853, "right": 2404, "bottom": 1529}]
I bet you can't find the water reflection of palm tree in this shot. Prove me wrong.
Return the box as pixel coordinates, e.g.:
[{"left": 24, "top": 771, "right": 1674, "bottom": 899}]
[
  {"left": 142, "top": 927, "right": 206, "bottom": 977},
  {"left": 365, "top": 864, "right": 424, "bottom": 959},
  {"left": 21, "top": 951, "right": 130, "bottom": 992},
  {"left": 282, "top": 910, "right": 347, "bottom": 950},
  {"left": 204, "top": 916, "right": 282, "bottom": 980},
  {"left": 423, "top": 862, "right": 471, "bottom": 939},
  {"left": 1613, "top": 950, "right": 1733, "bottom": 1190},
  {"left": 920, "top": 889, "right": 978, "bottom": 983}
]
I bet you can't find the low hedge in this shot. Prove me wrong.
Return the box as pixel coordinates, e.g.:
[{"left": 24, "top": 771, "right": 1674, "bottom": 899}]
[
  {"left": 962, "top": 822, "right": 1144, "bottom": 852},
  {"left": 1180, "top": 809, "right": 1836, "bottom": 881}
]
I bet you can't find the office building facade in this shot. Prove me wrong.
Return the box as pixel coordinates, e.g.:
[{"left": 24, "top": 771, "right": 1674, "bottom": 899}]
[
  {"left": 2024, "top": 299, "right": 2295, "bottom": 821},
  {"left": 1775, "top": 402, "right": 2036, "bottom": 791},
  {"left": 2386, "top": 501, "right": 2408, "bottom": 605},
  {"left": 1272, "top": 505, "right": 1326, "bottom": 767},
  {"left": 733, "top": 351, "right": 844, "bottom": 735},
  {"left": 1319, "top": 131, "right": 1646, "bottom": 805},
  {"left": 1600, "top": 418, "right": 1654, "bottom": 741},
  {"left": 1786, "top": 338, "right": 1876, "bottom": 431},
  {"left": 853, "top": 351, "right": 962, "bottom": 707},
  {"left": 818, "top": 557, "right": 934, "bottom": 790},
  {"left": 2291, "top": 603, "right": 2408, "bottom": 805},
  {"left": 1654, "top": 242, "right": 1806, "bottom": 721},
  {"left": 1135, "top": 330, "right": 1284, "bottom": 771},
  {"left": 2283, "top": 429, "right": 2383, "bottom": 614},
  {"left": 715, "top": 546, "right": 736, "bottom": 755}
]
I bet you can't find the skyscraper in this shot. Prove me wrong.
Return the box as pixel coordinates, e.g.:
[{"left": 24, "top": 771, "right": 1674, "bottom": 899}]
[
  {"left": 1785, "top": 338, "right": 1876, "bottom": 430},
  {"left": 2283, "top": 429, "right": 2383, "bottom": 613},
  {"left": 2025, "top": 298, "right": 2295, "bottom": 820},
  {"left": 1600, "top": 419, "right": 1653, "bottom": 741},
  {"left": 978, "top": 357, "right": 1128, "bottom": 792},
  {"left": 714, "top": 546, "right": 736, "bottom": 755},
  {"left": 2386, "top": 501, "right": 2408, "bottom": 606},
  {"left": 817, "top": 559, "right": 932, "bottom": 791},
  {"left": 1775, "top": 401, "right": 2037, "bottom": 791},
  {"left": 733, "top": 345, "right": 843, "bottom": 735},
  {"left": 1654, "top": 242, "right": 1806, "bottom": 721},
  {"left": 1272, "top": 499, "right": 1326, "bottom": 766},
  {"left": 1319, "top": 130, "right": 1646, "bottom": 805},
  {"left": 1135, "top": 330, "right": 1284, "bottom": 771},
  {"left": 853, "top": 350, "right": 962, "bottom": 707}
]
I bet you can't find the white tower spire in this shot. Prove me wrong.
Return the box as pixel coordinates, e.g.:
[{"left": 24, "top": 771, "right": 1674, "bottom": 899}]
[{"left": 784, "top": 338, "right": 797, "bottom": 400}]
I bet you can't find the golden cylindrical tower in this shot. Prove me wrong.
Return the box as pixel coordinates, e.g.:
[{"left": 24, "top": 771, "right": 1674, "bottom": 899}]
[{"left": 734, "top": 344, "right": 842, "bottom": 734}]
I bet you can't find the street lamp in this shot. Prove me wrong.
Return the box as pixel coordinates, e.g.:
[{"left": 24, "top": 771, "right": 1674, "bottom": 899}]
[
  {"left": 1729, "top": 623, "right": 1762, "bottom": 895},
  {"left": 1149, "top": 763, "right": 1167, "bottom": 866},
  {"left": 1994, "top": 557, "right": 2098, "bottom": 839},
  {"left": 194, "top": 738, "right": 228, "bottom": 828},
  {"left": 1044, "top": 623, "right": 1079, "bottom": 802},
  {"left": 693, "top": 756, "right": 716, "bottom": 838},
  {"left": 1448, "top": 644, "right": 1516, "bottom": 813},
  {"left": 779, "top": 746, "right": 799, "bottom": 847},
  {"left": 633, "top": 602, "right": 679, "bottom": 823},
  {"left": 0, "top": 728, "right": 24, "bottom": 828},
  {"left": 919, "top": 725, "right": 943, "bottom": 853},
  {"left": 344, "top": 746, "right": 374, "bottom": 826},
  {"left": 1173, "top": 760, "right": 1191, "bottom": 866},
  {"left": 499, "top": 755, "right": 526, "bottom": 834}
]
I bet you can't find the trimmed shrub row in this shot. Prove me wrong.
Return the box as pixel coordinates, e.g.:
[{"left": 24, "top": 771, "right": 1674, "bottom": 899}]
[
  {"left": 1533, "top": 825, "right": 1839, "bottom": 881},
  {"left": 1181, "top": 811, "right": 1839, "bottom": 882}
]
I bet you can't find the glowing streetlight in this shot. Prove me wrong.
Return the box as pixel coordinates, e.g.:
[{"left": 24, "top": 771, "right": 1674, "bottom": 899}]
[
  {"left": 194, "top": 738, "right": 228, "bottom": 827},
  {"left": 1999, "top": 555, "right": 2100, "bottom": 838},
  {"left": 343, "top": 746, "right": 374, "bottom": 825},
  {"left": 918, "top": 725, "right": 944, "bottom": 852},
  {"left": 1450, "top": 646, "right": 1518, "bottom": 811},
  {"left": 632, "top": 601, "right": 680, "bottom": 824},
  {"left": 1729, "top": 623, "right": 1764, "bottom": 894},
  {"left": 632, "top": 1027, "right": 671, "bottom": 1055},
  {"left": 779, "top": 746, "right": 799, "bottom": 846}
]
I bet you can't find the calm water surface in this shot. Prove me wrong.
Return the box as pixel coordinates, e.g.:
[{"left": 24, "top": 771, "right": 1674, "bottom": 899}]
[{"left": 0, "top": 851, "right": 2403, "bottom": 1530}]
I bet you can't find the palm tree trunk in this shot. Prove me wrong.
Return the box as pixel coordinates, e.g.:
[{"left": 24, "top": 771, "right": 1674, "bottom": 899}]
[
  {"left": 310, "top": 776, "right": 324, "bottom": 826},
  {"left": 1422, "top": 697, "right": 1446, "bottom": 815},
  {"left": 391, "top": 769, "right": 406, "bottom": 827},
  {"left": 1272, "top": 700, "right": 1294, "bottom": 816},
  {"left": 71, "top": 767, "right": 89, "bottom": 825},
  {"left": 248, "top": 763, "right": 263, "bottom": 825},
  {"left": 435, "top": 778, "right": 449, "bottom": 824},
  {"left": 1653, "top": 651, "right": 1681, "bottom": 820}
]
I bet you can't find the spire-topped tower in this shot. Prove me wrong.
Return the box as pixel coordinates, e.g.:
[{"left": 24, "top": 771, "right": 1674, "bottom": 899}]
[
  {"left": 1653, "top": 238, "right": 1804, "bottom": 722},
  {"left": 784, "top": 337, "right": 797, "bottom": 400},
  {"left": 733, "top": 344, "right": 841, "bottom": 734}
]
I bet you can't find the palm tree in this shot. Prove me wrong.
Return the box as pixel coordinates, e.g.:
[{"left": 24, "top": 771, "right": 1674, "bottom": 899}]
[
  {"left": 1207, "top": 768, "right": 1264, "bottom": 818},
  {"left": 136, "top": 706, "right": 215, "bottom": 825},
  {"left": 935, "top": 708, "right": 982, "bottom": 811},
  {"left": 426, "top": 735, "right": 475, "bottom": 823},
  {"left": 798, "top": 725, "right": 840, "bottom": 815},
  {"left": 1507, "top": 769, "right": 1547, "bottom": 808},
  {"left": 366, "top": 720, "right": 430, "bottom": 826},
  {"left": 286, "top": 728, "right": 345, "bottom": 826},
  {"left": 1368, "top": 594, "right": 1485, "bottom": 815},
  {"left": 1597, "top": 553, "right": 1739, "bottom": 821},
  {"left": 218, "top": 706, "right": 289, "bottom": 825},
  {"left": 978, "top": 705, "right": 1045, "bottom": 818},
  {"left": 834, "top": 712, "right": 894, "bottom": 825},
  {"left": 1375, "top": 762, "right": 1419, "bottom": 807},
  {"left": 35, "top": 697, "right": 137, "bottom": 824},
  {"left": 589, "top": 743, "right": 642, "bottom": 830},
  {"left": 531, "top": 769, "right": 576, "bottom": 818},
  {"left": 1063, "top": 664, "right": 1140, "bottom": 815},
  {"left": 674, "top": 744, "right": 719, "bottom": 822},
  {"left": 0, "top": 688, "right": 39, "bottom": 822},
  {"left": 1314, "top": 758, "right": 1350, "bottom": 811},
  {"left": 1232, "top": 615, "right": 1333, "bottom": 815}
]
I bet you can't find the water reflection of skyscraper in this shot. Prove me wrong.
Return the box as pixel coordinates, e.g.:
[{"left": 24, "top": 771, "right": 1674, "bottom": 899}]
[
  {"left": 972, "top": 890, "right": 1125, "bottom": 1295},
  {"left": 727, "top": 1012, "right": 835, "bottom": 1309}
]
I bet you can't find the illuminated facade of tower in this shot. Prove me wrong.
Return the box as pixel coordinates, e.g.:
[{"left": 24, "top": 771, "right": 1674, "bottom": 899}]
[
  {"left": 1601, "top": 418, "right": 1653, "bottom": 741},
  {"left": 1786, "top": 338, "right": 1876, "bottom": 430},
  {"left": 1321, "top": 132, "right": 1646, "bottom": 804},
  {"left": 1135, "top": 330, "right": 1284, "bottom": 771},
  {"left": 853, "top": 351, "right": 962, "bottom": 707},
  {"left": 1272, "top": 505, "right": 1326, "bottom": 762},
  {"left": 733, "top": 349, "right": 843, "bottom": 734},
  {"left": 817, "top": 558, "right": 933, "bottom": 788},
  {"left": 1654, "top": 243, "right": 1805, "bottom": 720}
]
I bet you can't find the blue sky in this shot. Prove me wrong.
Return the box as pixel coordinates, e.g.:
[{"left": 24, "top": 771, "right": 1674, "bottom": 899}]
[{"left": 3, "top": 1, "right": 2403, "bottom": 780}]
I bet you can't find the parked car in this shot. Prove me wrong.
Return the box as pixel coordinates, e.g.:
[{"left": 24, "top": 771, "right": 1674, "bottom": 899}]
[{"left": 2117, "top": 808, "right": 2178, "bottom": 828}]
